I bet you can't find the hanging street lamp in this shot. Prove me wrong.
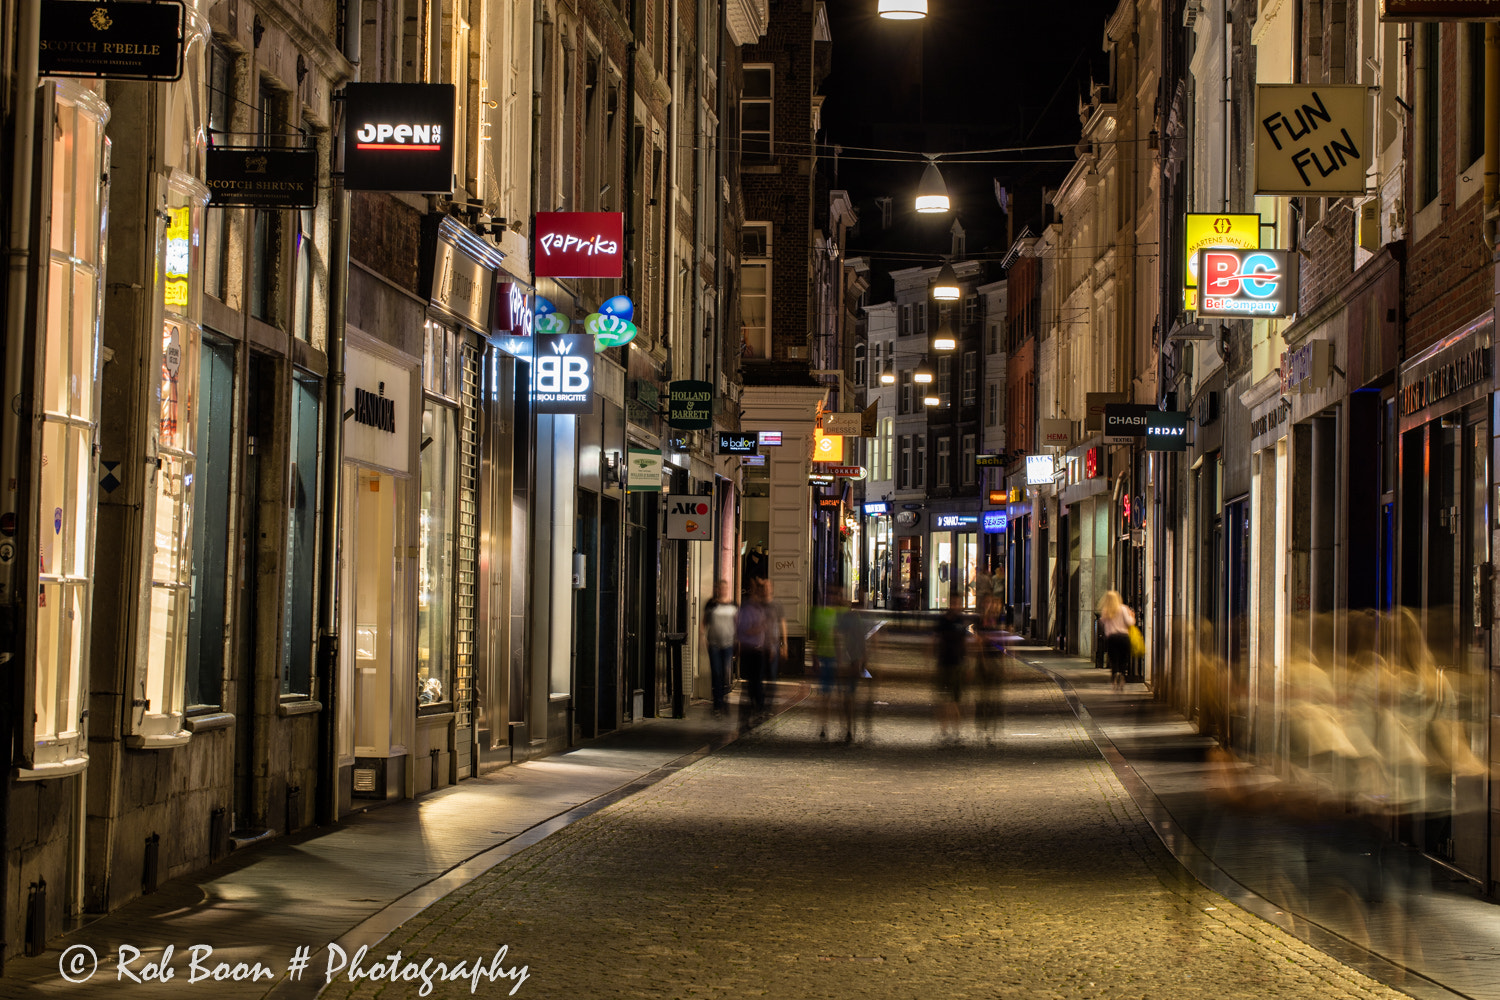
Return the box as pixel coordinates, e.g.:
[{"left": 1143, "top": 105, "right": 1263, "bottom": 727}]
[
  {"left": 915, "top": 159, "right": 950, "bottom": 214},
  {"left": 878, "top": 0, "right": 928, "bottom": 19}
]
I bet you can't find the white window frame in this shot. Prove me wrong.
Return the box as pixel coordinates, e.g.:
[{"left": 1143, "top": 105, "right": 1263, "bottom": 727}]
[
  {"left": 20, "top": 81, "right": 112, "bottom": 777},
  {"left": 741, "top": 223, "right": 771, "bottom": 358},
  {"left": 129, "top": 170, "right": 211, "bottom": 748}
]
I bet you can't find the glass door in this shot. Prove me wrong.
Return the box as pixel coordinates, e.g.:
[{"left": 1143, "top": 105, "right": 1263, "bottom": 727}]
[{"left": 343, "top": 465, "right": 404, "bottom": 757}]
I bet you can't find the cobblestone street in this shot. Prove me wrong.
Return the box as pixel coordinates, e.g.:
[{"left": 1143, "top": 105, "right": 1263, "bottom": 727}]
[{"left": 317, "top": 638, "right": 1408, "bottom": 1000}]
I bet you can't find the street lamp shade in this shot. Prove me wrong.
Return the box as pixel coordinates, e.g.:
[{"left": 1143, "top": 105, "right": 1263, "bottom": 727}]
[
  {"left": 932, "top": 326, "right": 957, "bottom": 352},
  {"left": 880, "top": 369, "right": 896, "bottom": 385},
  {"left": 923, "top": 394, "right": 941, "bottom": 406},
  {"left": 915, "top": 160, "right": 950, "bottom": 214},
  {"left": 913, "top": 358, "right": 935, "bottom": 384},
  {"left": 879, "top": 0, "right": 928, "bottom": 18},
  {"left": 931, "top": 262, "right": 961, "bottom": 301}
]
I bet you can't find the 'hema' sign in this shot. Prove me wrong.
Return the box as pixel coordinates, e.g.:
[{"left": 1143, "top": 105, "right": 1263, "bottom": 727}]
[
  {"left": 1194, "top": 249, "right": 1299, "bottom": 318},
  {"left": 1255, "top": 85, "right": 1369, "bottom": 195},
  {"left": 534, "top": 212, "right": 625, "bottom": 278},
  {"left": 665, "top": 495, "right": 714, "bottom": 541},
  {"left": 532, "top": 335, "right": 594, "bottom": 413},
  {"left": 343, "top": 83, "right": 456, "bottom": 192}
]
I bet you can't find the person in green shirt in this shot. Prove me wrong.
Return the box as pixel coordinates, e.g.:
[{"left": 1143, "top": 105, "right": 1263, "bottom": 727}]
[{"left": 811, "top": 586, "right": 847, "bottom": 741}]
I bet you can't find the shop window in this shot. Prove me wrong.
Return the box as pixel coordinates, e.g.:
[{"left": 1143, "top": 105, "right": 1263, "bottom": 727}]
[
  {"left": 1417, "top": 24, "right": 1441, "bottom": 208},
  {"left": 27, "top": 81, "right": 110, "bottom": 773},
  {"left": 186, "top": 337, "right": 235, "bottom": 711},
  {"left": 419, "top": 402, "right": 457, "bottom": 709},
  {"left": 900, "top": 372, "right": 913, "bottom": 415},
  {"left": 741, "top": 225, "right": 770, "bottom": 358},
  {"left": 249, "top": 82, "right": 285, "bottom": 324},
  {"left": 292, "top": 203, "right": 318, "bottom": 343},
  {"left": 741, "top": 65, "right": 773, "bottom": 160},
  {"left": 203, "top": 40, "right": 233, "bottom": 302},
  {"left": 281, "top": 374, "right": 320, "bottom": 698},
  {"left": 133, "top": 170, "right": 211, "bottom": 745},
  {"left": 881, "top": 418, "right": 894, "bottom": 480}
]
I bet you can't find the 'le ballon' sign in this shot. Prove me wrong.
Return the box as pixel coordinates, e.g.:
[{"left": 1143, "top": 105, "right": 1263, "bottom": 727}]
[{"left": 534, "top": 212, "right": 625, "bottom": 279}]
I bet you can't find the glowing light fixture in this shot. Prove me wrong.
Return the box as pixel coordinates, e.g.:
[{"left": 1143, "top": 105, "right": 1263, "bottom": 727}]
[
  {"left": 933, "top": 332, "right": 957, "bottom": 352},
  {"left": 923, "top": 394, "right": 941, "bottom": 406},
  {"left": 880, "top": 369, "right": 896, "bottom": 385},
  {"left": 915, "top": 159, "right": 950, "bottom": 214},
  {"left": 931, "top": 262, "right": 961, "bottom": 301},
  {"left": 913, "top": 358, "right": 935, "bottom": 385},
  {"left": 878, "top": 0, "right": 928, "bottom": 18}
]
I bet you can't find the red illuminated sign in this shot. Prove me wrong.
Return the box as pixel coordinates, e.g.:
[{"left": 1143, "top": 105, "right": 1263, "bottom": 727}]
[
  {"left": 534, "top": 212, "right": 625, "bottom": 278},
  {"left": 494, "top": 281, "right": 533, "bottom": 337},
  {"left": 1085, "top": 448, "right": 1099, "bottom": 479}
]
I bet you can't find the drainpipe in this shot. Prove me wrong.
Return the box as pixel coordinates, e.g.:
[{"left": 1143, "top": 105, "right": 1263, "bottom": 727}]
[
  {"left": 0, "top": 0, "right": 42, "bottom": 971},
  {"left": 1483, "top": 23, "right": 1498, "bottom": 252},
  {"left": 316, "top": 0, "right": 359, "bottom": 826}
]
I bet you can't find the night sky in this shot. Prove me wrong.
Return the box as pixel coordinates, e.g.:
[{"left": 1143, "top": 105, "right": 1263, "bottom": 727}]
[{"left": 822, "top": 0, "right": 1123, "bottom": 269}]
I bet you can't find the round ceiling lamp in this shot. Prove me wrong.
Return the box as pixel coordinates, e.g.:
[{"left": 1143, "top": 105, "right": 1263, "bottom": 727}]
[
  {"left": 931, "top": 262, "right": 961, "bottom": 301},
  {"left": 914, "top": 159, "right": 950, "bottom": 214},
  {"left": 878, "top": 0, "right": 928, "bottom": 18}
]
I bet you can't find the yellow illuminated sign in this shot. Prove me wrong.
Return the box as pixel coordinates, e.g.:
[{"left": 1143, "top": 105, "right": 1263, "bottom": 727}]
[
  {"left": 164, "top": 207, "right": 191, "bottom": 310},
  {"left": 813, "top": 429, "right": 844, "bottom": 464},
  {"left": 1184, "top": 213, "right": 1260, "bottom": 311}
]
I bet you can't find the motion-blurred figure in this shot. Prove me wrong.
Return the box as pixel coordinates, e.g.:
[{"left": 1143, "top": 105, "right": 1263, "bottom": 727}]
[
  {"left": 735, "top": 580, "right": 770, "bottom": 730},
  {"left": 934, "top": 593, "right": 972, "bottom": 741},
  {"left": 701, "top": 580, "right": 738, "bottom": 717},
  {"left": 836, "top": 593, "right": 870, "bottom": 742},
  {"left": 1097, "top": 590, "right": 1136, "bottom": 692},
  {"left": 810, "top": 586, "right": 846, "bottom": 740}
]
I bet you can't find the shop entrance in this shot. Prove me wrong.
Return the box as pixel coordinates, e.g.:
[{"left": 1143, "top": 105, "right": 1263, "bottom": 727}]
[
  {"left": 1399, "top": 402, "right": 1489, "bottom": 874},
  {"left": 342, "top": 464, "right": 408, "bottom": 790}
]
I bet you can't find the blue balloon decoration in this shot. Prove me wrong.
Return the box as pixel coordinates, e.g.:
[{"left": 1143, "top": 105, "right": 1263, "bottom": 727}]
[
  {"left": 598, "top": 295, "right": 634, "bottom": 321},
  {"left": 534, "top": 296, "right": 557, "bottom": 316}
]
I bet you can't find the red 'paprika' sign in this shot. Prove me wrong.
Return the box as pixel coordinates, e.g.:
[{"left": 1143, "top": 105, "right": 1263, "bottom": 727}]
[{"left": 533, "top": 212, "right": 624, "bottom": 278}]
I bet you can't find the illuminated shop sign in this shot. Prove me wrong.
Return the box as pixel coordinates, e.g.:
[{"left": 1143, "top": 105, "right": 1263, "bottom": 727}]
[
  {"left": 1255, "top": 86, "right": 1370, "bottom": 196},
  {"left": 665, "top": 495, "right": 713, "bottom": 541},
  {"left": 586, "top": 295, "right": 638, "bottom": 351},
  {"left": 758, "top": 431, "right": 782, "bottom": 447},
  {"left": 205, "top": 147, "right": 318, "bottom": 209},
  {"left": 1025, "top": 455, "right": 1054, "bottom": 485},
  {"left": 982, "top": 511, "right": 1007, "bottom": 534},
  {"left": 1104, "top": 405, "right": 1190, "bottom": 451},
  {"left": 343, "top": 83, "right": 456, "bottom": 193},
  {"left": 988, "top": 491, "right": 1006, "bottom": 504},
  {"left": 718, "top": 433, "right": 758, "bottom": 455},
  {"left": 1194, "top": 249, "right": 1299, "bottom": 318},
  {"left": 534, "top": 212, "right": 625, "bottom": 278},
  {"left": 863, "top": 501, "right": 891, "bottom": 516},
  {"left": 1085, "top": 448, "right": 1099, "bottom": 479},
  {"left": 934, "top": 514, "right": 979, "bottom": 529},
  {"left": 1183, "top": 214, "right": 1260, "bottom": 311},
  {"left": 532, "top": 335, "right": 594, "bottom": 413},
  {"left": 974, "top": 454, "right": 1004, "bottom": 467},
  {"left": 826, "top": 465, "right": 867, "bottom": 479},
  {"left": 813, "top": 430, "right": 845, "bottom": 464},
  {"left": 533, "top": 297, "right": 569, "bottom": 336},
  {"left": 666, "top": 380, "right": 713, "bottom": 430},
  {"left": 163, "top": 207, "right": 191, "bottom": 309},
  {"left": 1380, "top": 0, "right": 1500, "bottom": 16},
  {"left": 494, "top": 281, "right": 533, "bottom": 337},
  {"left": 39, "top": 0, "right": 185, "bottom": 81},
  {"left": 1400, "top": 345, "right": 1493, "bottom": 418}
]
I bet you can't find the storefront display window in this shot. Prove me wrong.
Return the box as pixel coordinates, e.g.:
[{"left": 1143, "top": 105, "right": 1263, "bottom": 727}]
[
  {"left": 419, "top": 403, "right": 456, "bottom": 707},
  {"left": 185, "top": 337, "right": 234, "bottom": 710},
  {"left": 29, "top": 81, "right": 110, "bottom": 771},
  {"left": 134, "top": 170, "right": 211, "bottom": 745},
  {"left": 281, "top": 374, "right": 320, "bottom": 697}
]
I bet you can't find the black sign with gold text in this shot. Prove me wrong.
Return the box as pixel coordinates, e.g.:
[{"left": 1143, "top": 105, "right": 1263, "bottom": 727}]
[
  {"left": 206, "top": 147, "right": 318, "bottom": 209},
  {"left": 39, "top": 0, "right": 184, "bottom": 81}
]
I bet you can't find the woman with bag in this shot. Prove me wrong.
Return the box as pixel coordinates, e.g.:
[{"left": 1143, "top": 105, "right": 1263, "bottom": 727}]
[{"left": 1097, "top": 590, "right": 1137, "bottom": 692}]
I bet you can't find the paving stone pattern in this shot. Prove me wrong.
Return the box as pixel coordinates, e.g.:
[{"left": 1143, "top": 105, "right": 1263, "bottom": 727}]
[{"left": 323, "top": 646, "right": 1408, "bottom": 1000}]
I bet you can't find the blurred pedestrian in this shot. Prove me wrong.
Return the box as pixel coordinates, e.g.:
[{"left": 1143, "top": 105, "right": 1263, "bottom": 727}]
[
  {"left": 974, "top": 627, "right": 1006, "bottom": 744},
  {"left": 735, "top": 580, "right": 770, "bottom": 730},
  {"left": 763, "top": 578, "right": 788, "bottom": 697},
  {"left": 934, "top": 593, "right": 973, "bottom": 741},
  {"left": 1098, "top": 590, "right": 1136, "bottom": 692},
  {"left": 811, "top": 586, "right": 846, "bottom": 740},
  {"left": 836, "top": 592, "right": 870, "bottom": 742},
  {"left": 701, "top": 580, "right": 737, "bottom": 717}
]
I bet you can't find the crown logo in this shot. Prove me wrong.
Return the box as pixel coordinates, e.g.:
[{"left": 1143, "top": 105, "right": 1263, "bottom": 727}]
[
  {"left": 245, "top": 155, "right": 268, "bottom": 174},
  {"left": 90, "top": 7, "right": 113, "bottom": 30},
  {"left": 550, "top": 338, "right": 573, "bottom": 356}
]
